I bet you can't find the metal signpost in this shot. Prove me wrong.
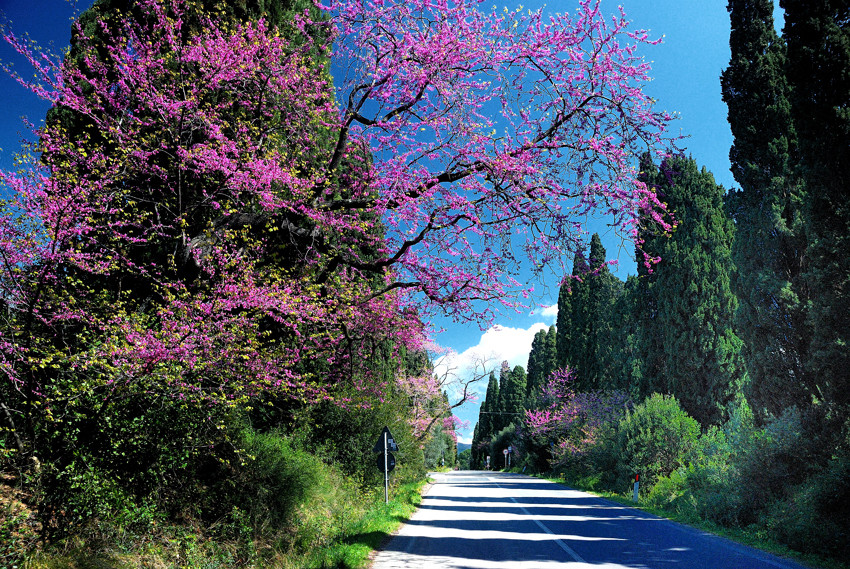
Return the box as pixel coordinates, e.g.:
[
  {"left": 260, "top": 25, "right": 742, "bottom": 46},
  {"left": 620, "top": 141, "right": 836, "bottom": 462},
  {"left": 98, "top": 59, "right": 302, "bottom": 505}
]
[
  {"left": 633, "top": 473, "right": 640, "bottom": 502},
  {"left": 373, "top": 426, "right": 399, "bottom": 504}
]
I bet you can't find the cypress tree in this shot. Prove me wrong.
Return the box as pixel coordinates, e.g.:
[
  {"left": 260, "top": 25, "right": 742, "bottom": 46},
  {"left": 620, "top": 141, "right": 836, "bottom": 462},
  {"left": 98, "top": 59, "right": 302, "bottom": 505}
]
[
  {"left": 567, "top": 248, "right": 590, "bottom": 383},
  {"left": 640, "top": 157, "right": 745, "bottom": 425},
  {"left": 555, "top": 273, "right": 574, "bottom": 370},
  {"left": 500, "top": 365, "right": 527, "bottom": 429},
  {"left": 526, "top": 329, "right": 548, "bottom": 401},
  {"left": 544, "top": 325, "right": 558, "bottom": 383},
  {"left": 567, "top": 235, "right": 621, "bottom": 392},
  {"left": 721, "top": 0, "right": 810, "bottom": 421},
  {"left": 633, "top": 157, "right": 668, "bottom": 400},
  {"left": 494, "top": 361, "right": 513, "bottom": 434},
  {"left": 605, "top": 275, "right": 643, "bottom": 398},
  {"left": 782, "top": 0, "right": 850, "bottom": 441},
  {"left": 526, "top": 325, "right": 558, "bottom": 402},
  {"left": 470, "top": 422, "right": 480, "bottom": 469},
  {"left": 477, "top": 371, "right": 500, "bottom": 448}
]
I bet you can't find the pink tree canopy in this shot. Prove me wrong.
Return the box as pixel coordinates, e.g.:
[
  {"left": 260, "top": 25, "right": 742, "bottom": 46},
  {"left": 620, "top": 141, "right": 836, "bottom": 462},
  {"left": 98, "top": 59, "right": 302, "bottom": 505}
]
[{"left": 0, "top": 0, "right": 673, "bottom": 408}]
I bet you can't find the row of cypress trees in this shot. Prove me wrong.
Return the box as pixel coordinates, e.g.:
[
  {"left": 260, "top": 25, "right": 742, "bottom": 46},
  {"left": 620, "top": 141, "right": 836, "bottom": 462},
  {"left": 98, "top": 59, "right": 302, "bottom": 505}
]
[
  {"left": 553, "top": 153, "right": 742, "bottom": 429},
  {"left": 471, "top": 0, "right": 850, "bottom": 483},
  {"left": 470, "top": 152, "right": 741, "bottom": 468}
]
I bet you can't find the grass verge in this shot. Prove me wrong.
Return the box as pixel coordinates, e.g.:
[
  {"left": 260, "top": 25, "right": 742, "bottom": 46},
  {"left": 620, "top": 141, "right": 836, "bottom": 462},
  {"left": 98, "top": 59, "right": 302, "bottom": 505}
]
[{"left": 305, "top": 479, "right": 427, "bottom": 569}]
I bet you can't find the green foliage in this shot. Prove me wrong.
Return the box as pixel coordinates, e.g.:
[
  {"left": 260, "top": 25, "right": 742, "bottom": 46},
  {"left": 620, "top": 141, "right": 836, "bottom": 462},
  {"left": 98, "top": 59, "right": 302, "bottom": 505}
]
[
  {"left": 232, "top": 429, "right": 345, "bottom": 539},
  {"left": 604, "top": 275, "right": 644, "bottom": 398},
  {"left": 612, "top": 393, "right": 700, "bottom": 492},
  {"left": 25, "top": 396, "right": 237, "bottom": 539},
  {"left": 637, "top": 156, "right": 745, "bottom": 425},
  {"left": 557, "top": 235, "right": 622, "bottom": 392},
  {"left": 784, "top": 0, "right": 850, "bottom": 453},
  {"left": 555, "top": 279, "right": 572, "bottom": 371},
  {"left": 457, "top": 449, "right": 471, "bottom": 470},
  {"left": 525, "top": 329, "right": 549, "bottom": 401},
  {"left": 500, "top": 365, "right": 527, "bottom": 431},
  {"left": 488, "top": 424, "right": 520, "bottom": 470},
  {"left": 423, "top": 423, "right": 454, "bottom": 470},
  {"left": 722, "top": 0, "right": 809, "bottom": 424},
  {"left": 472, "top": 372, "right": 500, "bottom": 468},
  {"left": 766, "top": 455, "right": 850, "bottom": 559},
  {"left": 308, "top": 479, "right": 425, "bottom": 569},
  {"left": 1, "top": 482, "right": 39, "bottom": 569},
  {"left": 645, "top": 425, "right": 734, "bottom": 522},
  {"left": 286, "top": 393, "right": 426, "bottom": 488}
]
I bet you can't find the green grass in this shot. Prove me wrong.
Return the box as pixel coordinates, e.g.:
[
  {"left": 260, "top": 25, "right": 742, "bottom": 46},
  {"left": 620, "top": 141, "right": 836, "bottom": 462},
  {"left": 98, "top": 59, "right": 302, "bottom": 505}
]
[
  {"left": 541, "top": 473, "right": 849, "bottom": 569},
  {"left": 307, "top": 479, "right": 427, "bottom": 569}
]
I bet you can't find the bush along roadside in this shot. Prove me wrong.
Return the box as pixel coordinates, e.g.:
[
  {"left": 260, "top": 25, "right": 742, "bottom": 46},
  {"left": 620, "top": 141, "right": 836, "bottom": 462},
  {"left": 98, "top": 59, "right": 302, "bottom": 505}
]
[
  {"left": 7, "top": 428, "right": 428, "bottom": 569},
  {"left": 535, "top": 394, "right": 850, "bottom": 569}
]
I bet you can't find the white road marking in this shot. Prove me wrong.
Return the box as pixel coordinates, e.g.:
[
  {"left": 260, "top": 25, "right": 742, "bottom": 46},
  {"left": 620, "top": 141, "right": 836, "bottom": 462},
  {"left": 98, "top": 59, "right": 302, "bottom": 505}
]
[{"left": 495, "top": 482, "right": 587, "bottom": 564}]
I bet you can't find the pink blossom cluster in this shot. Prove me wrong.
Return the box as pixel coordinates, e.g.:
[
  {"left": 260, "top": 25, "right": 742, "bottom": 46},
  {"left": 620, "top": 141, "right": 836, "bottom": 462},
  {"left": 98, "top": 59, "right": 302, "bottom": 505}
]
[
  {"left": 526, "top": 368, "right": 630, "bottom": 461},
  {"left": 0, "top": 0, "right": 672, "bottom": 418}
]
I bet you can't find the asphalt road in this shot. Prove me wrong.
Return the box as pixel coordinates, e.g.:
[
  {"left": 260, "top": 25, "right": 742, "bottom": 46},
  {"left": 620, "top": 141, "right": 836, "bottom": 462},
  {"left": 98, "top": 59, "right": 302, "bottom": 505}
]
[{"left": 371, "top": 471, "right": 813, "bottom": 569}]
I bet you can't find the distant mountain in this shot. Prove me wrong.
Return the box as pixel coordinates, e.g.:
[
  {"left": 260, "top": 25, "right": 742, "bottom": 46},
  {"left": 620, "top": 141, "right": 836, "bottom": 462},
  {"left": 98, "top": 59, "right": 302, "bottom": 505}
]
[{"left": 457, "top": 442, "right": 471, "bottom": 453}]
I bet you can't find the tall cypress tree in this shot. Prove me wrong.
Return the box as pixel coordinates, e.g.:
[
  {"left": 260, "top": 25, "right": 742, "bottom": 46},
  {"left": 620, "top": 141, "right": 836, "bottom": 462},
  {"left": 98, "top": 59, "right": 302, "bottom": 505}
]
[
  {"left": 470, "top": 422, "right": 480, "bottom": 468},
  {"left": 721, "top": 0, "right": 810, "bottom": 421},
  {"left": 500, "top": 366, "right": 527, "bottom": 430},
  {"left": 476, "top": 371, "right": 500, "bottom": 450},
  {"left": 526, "top": 329, "right": 548, "bottom": 401},
  {"left": 639, "top": 157, "right": 745, "bottom": 425},
  {"left": 555, "top": 273, "right": 574, "bottom": 370},
  {"left": 633, "top": 156, "right": 669, "bottom": 400},
  {"left": 527, "top": 325, "right": 558, "bottom": 402},
  {"left": 605, "top": 275, "right": 643, "bottom": 398},
  {"left": 782, "top": 0, "right": 850, "bottom": 444},
  {"left": 585, "top": 235, "right": 622, "bottom": 389},
  {"left": 566, "top": 235, "right": 621, "bottom": 391},
  {"left": 544, "top": 325, "right": 558, "bottom": 383},
  {"left": 494, "top": 361, "right": 513, "bottom": 434}
]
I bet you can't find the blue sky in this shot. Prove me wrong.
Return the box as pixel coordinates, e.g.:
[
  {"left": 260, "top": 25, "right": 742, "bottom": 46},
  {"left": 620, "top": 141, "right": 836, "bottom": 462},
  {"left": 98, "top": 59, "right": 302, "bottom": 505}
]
[{"left": 0, "top": 0, "right": 782, "bottom": 442}]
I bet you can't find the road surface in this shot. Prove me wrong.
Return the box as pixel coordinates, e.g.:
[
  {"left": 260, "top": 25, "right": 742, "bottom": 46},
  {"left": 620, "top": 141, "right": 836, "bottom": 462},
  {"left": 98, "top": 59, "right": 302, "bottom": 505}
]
[{"left": 371, "top": 471, "right": 812, "bottom": 569}]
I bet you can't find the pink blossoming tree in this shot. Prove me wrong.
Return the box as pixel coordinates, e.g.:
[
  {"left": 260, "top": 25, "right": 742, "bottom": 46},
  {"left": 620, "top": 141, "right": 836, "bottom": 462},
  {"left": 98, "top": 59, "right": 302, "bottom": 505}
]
[
  {"left": 525, "top": 368, "right": 631, "bottom": 465},
  {"left": 0, "top": 0, "right": 673, "bottom": 442}
]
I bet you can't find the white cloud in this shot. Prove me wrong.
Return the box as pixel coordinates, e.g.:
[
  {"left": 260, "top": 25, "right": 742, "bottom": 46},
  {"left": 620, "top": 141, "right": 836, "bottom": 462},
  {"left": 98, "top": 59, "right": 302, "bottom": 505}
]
[
  {"left": 434, "top": 322, "right": 550, "bottom": 401},
  {"left": 536, "top": 303, "right": 558, "bottom": 321}
]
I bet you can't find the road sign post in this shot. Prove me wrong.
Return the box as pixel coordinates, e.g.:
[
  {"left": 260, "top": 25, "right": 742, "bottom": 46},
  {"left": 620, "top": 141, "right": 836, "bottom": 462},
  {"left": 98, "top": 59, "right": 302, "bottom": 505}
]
[
  {"left": 383, "top": 431, "right": 389, "bottom": 504},
  {"left": 633, "top": 473, "right": 640, "bottom": 502},
  {"left": 373, "top": 427, "right": 400, "bottom": 504}
]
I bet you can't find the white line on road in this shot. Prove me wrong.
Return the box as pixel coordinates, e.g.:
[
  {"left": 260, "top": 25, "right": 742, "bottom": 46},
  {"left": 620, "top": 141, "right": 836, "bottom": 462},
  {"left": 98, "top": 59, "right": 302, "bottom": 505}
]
[{"left": 495, "top": 482, "right": 587, "bottom": 564}]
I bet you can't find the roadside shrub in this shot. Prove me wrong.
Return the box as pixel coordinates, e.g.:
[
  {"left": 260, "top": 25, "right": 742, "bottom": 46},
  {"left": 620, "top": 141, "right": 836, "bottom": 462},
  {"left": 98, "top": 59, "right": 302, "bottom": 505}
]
[
  {"left": 233, "top": 429, "right": 355, "bottom": 538},
  {"left": 646, "top": 467, "right": 691, "bottom": 513},
  {"left": 646, "top": 425, "right": 734, "bottom": 521},
  {"left": 767, "top": 455, "right": 850, "bottom": 559},
  {"left": 582, "top": 423, "right": 620, "bottom": 489},
  {"left": 286, "top": 393, "right": 426, "bottom": 488},
  {"left": 729, "top": 406, "right": 811, "bottom": 525},
  {"left": 613, "top": 393, "right": 700, "bottom": 492}
]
